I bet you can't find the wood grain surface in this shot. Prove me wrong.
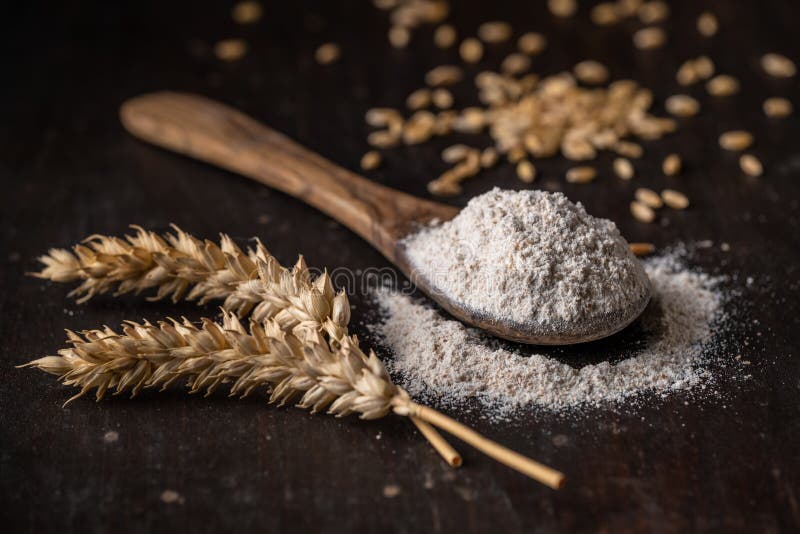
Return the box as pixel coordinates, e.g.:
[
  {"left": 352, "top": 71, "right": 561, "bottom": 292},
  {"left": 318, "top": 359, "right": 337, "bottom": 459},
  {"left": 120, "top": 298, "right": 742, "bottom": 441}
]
[{"left": 1, "top": 0, "right": 799, "bottom": 532}]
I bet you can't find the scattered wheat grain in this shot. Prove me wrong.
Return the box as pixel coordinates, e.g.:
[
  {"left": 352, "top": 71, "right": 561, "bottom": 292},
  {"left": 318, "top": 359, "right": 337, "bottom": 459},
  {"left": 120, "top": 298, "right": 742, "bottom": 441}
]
[
  {"left": 719, "top": 130, "right": 753, "bottom": 151},
  {"left": 402, "top": 111, "right": 436, "bottom": 144},
  {"left": 517, "top": 32, "right": 547, "bottom": 55},
  {"left": 614, "top": 141, "right": 644, "bottom": 158},
  {"left": 697, "top": 12, "right": 718, "bottom": 37},
  {"left": 636, "top": 187, "right": 663, "bottom": 208},
  {"left": 548, "top": 0, "right": 577, "bottom": 18},
  {"left": 425, "top": 65, "right": 463, "bottom": 86},
  {"left": 662, "top": 154, "right": 681, "bottom": 176},
  {"left": 763, "top": 97, "right": 793, "bottom": 118},
  {"left": 231, "top": 1, "right": 263, "bottom": 24},
  {"left": 406, "top": 88, "right": 431, "bottom": 110},
  {"left": 665, "top": 94, "right": 700, "bottom": 117},
  {"left": 633, "top": 27, "right": 666, "bottom": 50},
  {"left": 389, "top": 25, "right": 411, "bottom": 48},
  {"left": 501, "top": 53, "right": 531, "bottom": 75},
  {"left": 617, "top": 0, "right": 644, "bottom": 16},
  {"left": 739, "top": 154, "right": 763, "bottom": 177},
  {"left": 214, "top": 39, "right": 248, "bottom": 61},
  {"left": 591, "top": 3, "right": 619, "bottom": 25},
  {"left": 614, "top": 158, "right": 634, "bottom": 180},
  {"left": 480, "top": 147, "right": 499, "bottom": 168},
  {"left": 630, "top": 201, "right": 656, "bottom": 223},
  {"left": 460, "top": 38, "right": 484, "bottom": 63},
  {"left": 478, "top": 21, "right": 512, "bottom": 43},
  {"left": 442, "top": 144, "right": 470, "bottom": 163},
  {"left": 694, "top": 56, "right": 715, "bottom": 79},
  {"left": 315, "top": 43, "right": 341, "bottom": 64},
  {"left": 431, "top": 88, "right": 453, "bottom": 109},
  {"left": 434, "top": 24, "right": 457, "bottom": 48},
  {"left": 367, "top": 130, "right": 400, "bottom": 148},
  {"left": 574, "top": 60, "right": 609, "bottom": 84},
  {"left": 360, "top": 151, "right": 382, "bottom": 171},
  {"left": 516, "top": 160, "right": 536, "bottom": 183},
  {"left": 566, "top": 166, "right": 596, "bottom": 184},
  {"left": 706, "top": 75, "right": 739, "bottom": 96},
  {"left": 629, "top": 242, "right": 655, "bottom": 256},
  {"left": 761, "top": 53, "right": 797, "bottom": 78},
  {"left": 638, "top": 1, "right": 670, "bottom": 24},
  {"left": 661, "top": 189, "right": 689, "bottom": 209}
]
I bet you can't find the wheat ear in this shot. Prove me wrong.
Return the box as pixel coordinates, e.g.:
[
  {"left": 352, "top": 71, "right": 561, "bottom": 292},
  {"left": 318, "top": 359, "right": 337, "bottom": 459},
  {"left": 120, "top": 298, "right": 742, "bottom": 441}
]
[
  {"left": 32, "top": 227, "right": 461, "bottom": 466},
  {"left": 31, "top": 224, "right": 270, "bottom": 308},
  {"left": 23, "top": 314, "right": 563, "bottom": 488}
]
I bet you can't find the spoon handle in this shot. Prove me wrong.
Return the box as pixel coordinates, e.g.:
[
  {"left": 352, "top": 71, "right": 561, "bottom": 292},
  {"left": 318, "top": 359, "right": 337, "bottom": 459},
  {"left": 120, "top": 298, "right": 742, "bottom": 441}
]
[{"left": 120, "top": 91, "right": 454, "bottom": 261}]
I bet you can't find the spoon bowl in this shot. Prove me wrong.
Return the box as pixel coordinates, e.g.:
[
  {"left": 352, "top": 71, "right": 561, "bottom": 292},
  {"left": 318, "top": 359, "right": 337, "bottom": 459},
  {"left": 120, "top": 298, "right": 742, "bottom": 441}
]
[{"left": 120, "top": 91, "right": 650, "bottom": 345}]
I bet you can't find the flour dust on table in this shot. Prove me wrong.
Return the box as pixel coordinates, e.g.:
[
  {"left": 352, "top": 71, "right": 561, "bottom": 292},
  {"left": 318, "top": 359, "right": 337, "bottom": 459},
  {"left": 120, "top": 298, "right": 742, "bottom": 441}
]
[{"left": 371, "top": 248, "right": 730, "bottom": 420}]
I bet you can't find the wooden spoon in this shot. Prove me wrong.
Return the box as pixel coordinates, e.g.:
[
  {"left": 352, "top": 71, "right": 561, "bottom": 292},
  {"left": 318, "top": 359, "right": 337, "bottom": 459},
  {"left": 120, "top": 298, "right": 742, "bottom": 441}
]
[{"left": 120, "top": 92, "right": 649, "bottom": 345}]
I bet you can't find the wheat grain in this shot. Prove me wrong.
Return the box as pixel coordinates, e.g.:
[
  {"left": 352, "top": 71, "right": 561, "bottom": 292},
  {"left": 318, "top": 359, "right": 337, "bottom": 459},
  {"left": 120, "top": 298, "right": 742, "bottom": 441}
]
[
  {"left": 719, "top": 130, "right": 753, "bottom": 151},
  {"left": 231, "top": 1, "right": 263, "bottom": 24},
  {"left": 694, "top": 56, "right": 715, "bottom": 79},
  {"left": 360, "top": 151, "right": 382, "bottom": 171},
  {"left": 573, "top": 60, "right": 609, "bottom": 85},
  {"left": 763, "top": 97, "right": 793, "bottom": 118},
  {"left": 425, "top": 65, "right": 462, "bottom": 87},
  {"left": 665, "top": 94, "right": 700, "bottom": 117},
  {"left": 565, "top": 166, "right": 596, "bottom": 184},
  {"left": 761, "top": 53, "right": 796, "bottom": 78},
  {"left": 629, "top": 242, "right": 656, "bottom": 256},
  {"left": 706, "top": 75, "right": 739, "bottom": 97},
  {"left": 406, "top": 88, "right": 431, "bottom": 110},
  {"left": 739, "top": 154, "right": 763, "bottom": 177},
  {"left": 635, "top": 187, "right": 663, "bottom": 208},
  {"left": 315, "top": 43, "right": 341, "bottom": 65},
  {"left": 633, "top": 27, "right": 666, "bottom": 50},
  {"left": 630, "top": 201, "right": 656, "bottom": 223},
  {"left": 662, "top": 154, "right": 681, "bottom": 176},
  {"left": 214, "top": 39, "right": 248, "bottom": 61},
  {"left": 613, "top": 157, "right": 634, "bottom": 180},
  {"left": 389, "top": 25, "right": 411, "bottom": 48},
  {"left": 697, "top": 12, "right": 718, "bottom": 37},
  {"left": 441, "top": 144, "right": 470, "bottom": 163},
  {"left": 432, "top": 88, "right": 453, "bottom": 109},
  {"left": 459, "top": 38, "right": 483, "bottom": 63},
  {"left": 501, "top": 54, "right": 531, "bottom": 76},
  {"left": 617, "top": 0, "right": 644, "bottom": 17},
  {"left": 477, "top": 21, "right": 512, "bottom": 44},
  {"left": 517, "top": 32, "right": 547, "bottom": 55},
  {"left": 661, "top": 189, "right": 689, "bottom": 210},
  {"left": 591, "top": 3, "right": 619, "bottom": 25},
  {"left": 548, "top": 0, "right": 576, "bottom": 18},
  {"left": 434, "top": 24, "right": 457, "bottom": 48},
  {"left": 638, "top": 1, "right": 669, "bottom": 24},
  {"left": 480, "top": 147, "right": 499, "bottom": 168},
  {"left": 614, "top": 141, "right": 644, "bottom": 159},
  {"left": 516, "top": 160, "right": 536, "bottom": 183}
]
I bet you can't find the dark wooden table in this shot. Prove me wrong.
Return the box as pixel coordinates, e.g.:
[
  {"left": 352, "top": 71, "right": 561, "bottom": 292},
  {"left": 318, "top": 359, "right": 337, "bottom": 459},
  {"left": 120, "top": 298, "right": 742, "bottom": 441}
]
[{"left": 2, "top": 1, "right": 799, "bottom": 531}]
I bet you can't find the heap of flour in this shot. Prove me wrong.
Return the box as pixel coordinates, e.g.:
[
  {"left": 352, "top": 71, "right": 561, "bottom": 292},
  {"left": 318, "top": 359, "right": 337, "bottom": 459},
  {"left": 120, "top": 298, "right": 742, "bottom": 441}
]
[
  {"left": 371, "top": 250, "right": 726, "bottom": 418},
  {"left": 402, "top": 188, "right": 651, "bottom": 334}
]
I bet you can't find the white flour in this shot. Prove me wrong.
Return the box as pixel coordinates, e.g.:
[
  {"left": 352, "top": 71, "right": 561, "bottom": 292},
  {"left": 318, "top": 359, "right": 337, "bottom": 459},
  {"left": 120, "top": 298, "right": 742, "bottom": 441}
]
[
  {"left": 402, "top": 188, "right": 651, "bottom": 336},
  {"left": 371, "top": 250, "right": 726, "bottom": 418}
]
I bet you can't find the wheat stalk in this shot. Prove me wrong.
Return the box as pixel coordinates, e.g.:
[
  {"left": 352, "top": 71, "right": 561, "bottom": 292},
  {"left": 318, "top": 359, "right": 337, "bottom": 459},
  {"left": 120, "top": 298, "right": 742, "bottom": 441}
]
[
  {"left": 27, "top": 227, "right": 564, "bottom": 487},
  {"left": 23, "top": 312, "right": 563, "bottom": 488}
]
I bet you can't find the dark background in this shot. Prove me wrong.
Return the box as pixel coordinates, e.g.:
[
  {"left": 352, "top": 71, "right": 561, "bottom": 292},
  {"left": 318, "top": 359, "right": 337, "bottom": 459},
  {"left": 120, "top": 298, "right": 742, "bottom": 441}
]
[{"left": 1, "top": 0, "right": 799, "bottom": 532}]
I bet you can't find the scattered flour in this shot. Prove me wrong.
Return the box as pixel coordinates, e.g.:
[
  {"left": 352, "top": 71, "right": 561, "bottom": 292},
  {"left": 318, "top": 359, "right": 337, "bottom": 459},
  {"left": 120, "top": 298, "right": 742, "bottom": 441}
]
[
  {"left": 371, "top": 250, "right": 727, "bottom": 418},
  {"left": 402, "top": 188, "right": 651, "bottom": 336}
]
